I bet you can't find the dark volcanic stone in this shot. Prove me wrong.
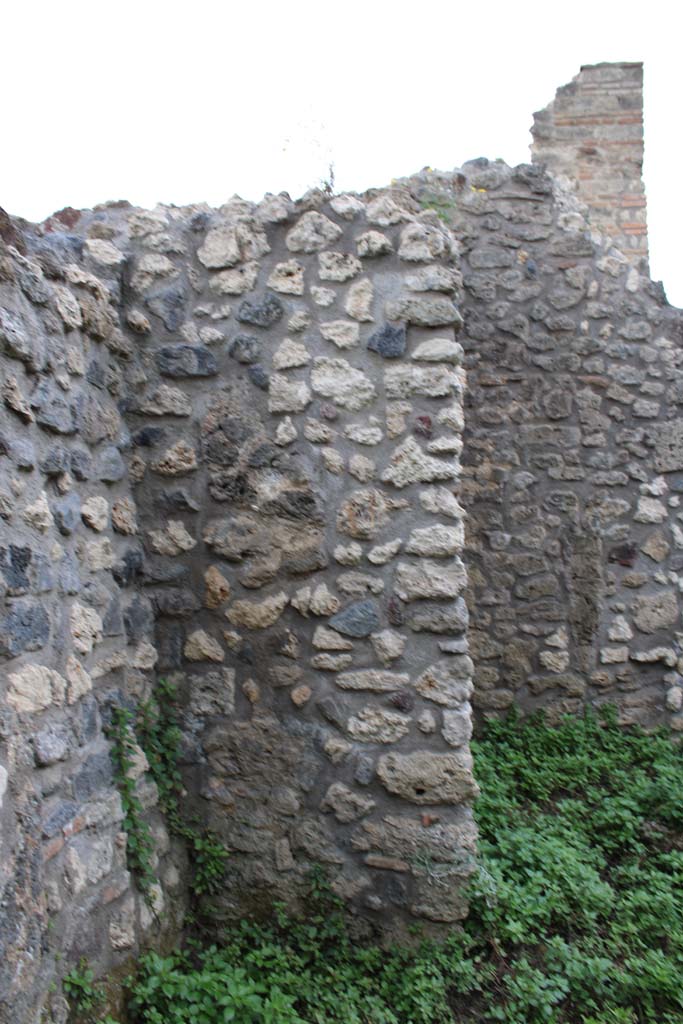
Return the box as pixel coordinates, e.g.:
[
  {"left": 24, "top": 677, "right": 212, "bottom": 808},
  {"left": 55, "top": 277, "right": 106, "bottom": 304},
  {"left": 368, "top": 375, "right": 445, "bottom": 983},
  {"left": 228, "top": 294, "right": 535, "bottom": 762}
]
[
  {"left": 220, "top": 416, "right": 254, "bottom": 443},
  {"left": 608, "top": 542, "right": 637, "bottom": 567},
  {"left": 209, "top": 471, "right": 255, "bottom": 504},
  {"left": 40, "top": 446, "right": 70, "bottom": 476},
  {"left": 387, "top": 595, "right": 405, "bottom": 626},
  {"left": 386, "top": 877, "right": 408, "bottom": 906},
  {"left": 190, "top": 211, "right": 209, "bottom": 232},
  {"left": 53, "top": 492, "right": 82, "bottom": 538},
  {"left": 156, "top": 488, "right": 201, "bottom": 513},
  {"left": 31, "top": 382, "right": 78, "bottom": 434},
  {"left": 145, "top": 283, "right": 188, "bottom": 330},
  {"left": 513, "top": 163, "right": 553, "bottom": 195},
  {"left": 10, "top": 440, "right": 35, "bottom": 470},
  {"left": 70, "top": 449, "right": 93, "bottom": 481},
  {"left": 0, "top": 545, "right": 32, "bottom": 595},
  {"left": 58, "top": 553, "right": 82, "bottom": 595},
  {"left": 352, "top": 753, "right": 375, "bottom": 786},
  {"left": 17, "top": 264, "right": 51, "bottom": 305},
  {"left": 101, "top": 592, "right": 124, "bottom": 637},
  {"left": 78, "top": 696, "right": 99, "bottom": 745},
  {"left": 247, "top": 443, "right": 278, "bottom": 468},
  {"left": 97, "top": 445, "right": 126, "bottom": 482},
  {"left": 33, "top": 554, "right": 53, "bottom": 593},
  {"left": 80, "top": 580, "right": 110, "bottom": 610},
  {"left": 42, "top": 800, "right": 78, "bottom": 838},
  {"left": 0, "top": 206, "right": 26, "bottom": 252},
  {"left": 281, "top": 547, "right": 329, "bottom": 575},
  {"left": 389, "top": 690, "right": 414, "bottom": 712},
  {"left": 316, "top": 697, "right": 348, "bottom": 730},
  {"left": 204, "top": 433, "right": 239, "bottom": 466},
  {"left": 157, "top": 630, "right": 184, "bottom": 670},
  {"left": 153, "top": 589, "right": 202, "bottom": 617},
  {"left": 237, "top": 641, "right": 255, "bottom": 664},
  {"left": 0, "top": 599, "right": 50, "bottom": 656},
  {"left": 367, "top": 323, "right": 407, "bottom": 359},
  {"left": 141, "top": 561, "right": 189, "bottom": 586},
  {"left": 124, "top": 595, "right": 154, "bottom": 643},
  {"left": 328, "top": 599, "right": 380, "bottom": 638},
  {"left": 72, "top": 752, "right": 113, "bottom": 801},
  {"left": 235, "top": 293, "right": 283, "bottom": 328},
  {"left": 0, "top": 307, "right": 45, "bottom": 371},
  {"left": 112, "top": 548, "right": 144, "bottom": 588},
  {"left": 247, "top": 364, "right": 270, "bottom": 390},
  {"left": 86, "top": 360, "right": 106, "bottom": 389},
  {"left": 35, "top": 233, "right": 84, "bottom": 269},
  {"left": 228, "top": 334, "right": 261, "bottom": 364},
  {"left": 156, "top": 345, "right": 217, "bottom": 378},
  {"left": 261, "top": 489, "right": 325, "bottom": 523},
  {"left": 132, "top": 426, "right": 166, "bottom": 448}
]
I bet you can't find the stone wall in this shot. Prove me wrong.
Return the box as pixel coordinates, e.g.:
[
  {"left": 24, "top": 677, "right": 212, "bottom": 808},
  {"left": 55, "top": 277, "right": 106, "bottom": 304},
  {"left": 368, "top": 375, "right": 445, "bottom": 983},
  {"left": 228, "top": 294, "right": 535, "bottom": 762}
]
[
  {"left": 0, "top": 226, "right": 187, "bottom": 1024},
  {"left": 93, "top": 189, "right": 478, "bottom": 932},
  {"left": 397, "top": 158, "right": 683, "bottom": 729},
  {"left": 1, "top": 61, "right": 682, "bottom": 1024},
  {"left": 531, "top": 62, "right": 648, "bottom": 267},
  {"left": 1, "top": 187, "right": 478, "bottom": 1020}
]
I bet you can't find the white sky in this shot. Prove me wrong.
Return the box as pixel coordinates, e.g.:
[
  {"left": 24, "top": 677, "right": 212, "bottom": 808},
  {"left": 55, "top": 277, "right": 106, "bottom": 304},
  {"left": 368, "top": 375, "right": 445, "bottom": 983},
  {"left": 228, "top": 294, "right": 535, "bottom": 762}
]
[{"left": 3, "top": 1, "right": 682, "bottom": 304}]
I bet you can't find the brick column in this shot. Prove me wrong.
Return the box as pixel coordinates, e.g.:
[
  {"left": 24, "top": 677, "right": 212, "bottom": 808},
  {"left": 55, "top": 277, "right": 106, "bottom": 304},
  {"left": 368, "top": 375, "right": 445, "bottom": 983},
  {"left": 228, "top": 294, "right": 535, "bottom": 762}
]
[{"left": 531, "top": 62, "right": 648, "bottom": 268}]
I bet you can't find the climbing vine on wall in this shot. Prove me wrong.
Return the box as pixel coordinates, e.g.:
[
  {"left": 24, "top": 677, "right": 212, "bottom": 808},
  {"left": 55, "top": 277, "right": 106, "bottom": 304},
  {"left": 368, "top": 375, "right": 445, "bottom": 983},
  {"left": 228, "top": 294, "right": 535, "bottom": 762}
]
[
  {"left": 107, "top": 706, "right": 158, "bottom": 906},
  {"left": 107, "top": 680, "right": 227, "bottom": 912},
  {"left": 136, "top": 679, "right": 229, "bottom": 901}
]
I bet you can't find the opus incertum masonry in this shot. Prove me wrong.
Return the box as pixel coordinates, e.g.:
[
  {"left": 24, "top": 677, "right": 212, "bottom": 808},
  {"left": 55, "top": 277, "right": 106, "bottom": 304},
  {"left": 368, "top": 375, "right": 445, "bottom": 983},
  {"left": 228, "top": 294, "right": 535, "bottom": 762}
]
[{"left": 1, "top": 61, "right": 681, "bottom": 1024}]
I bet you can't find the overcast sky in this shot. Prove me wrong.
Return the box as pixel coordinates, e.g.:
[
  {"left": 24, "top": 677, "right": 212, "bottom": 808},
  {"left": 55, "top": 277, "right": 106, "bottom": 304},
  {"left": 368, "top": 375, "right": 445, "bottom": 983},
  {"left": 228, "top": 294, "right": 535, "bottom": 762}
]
[{"left": 4, "top": 1, "right": 681, "bottom": 304}]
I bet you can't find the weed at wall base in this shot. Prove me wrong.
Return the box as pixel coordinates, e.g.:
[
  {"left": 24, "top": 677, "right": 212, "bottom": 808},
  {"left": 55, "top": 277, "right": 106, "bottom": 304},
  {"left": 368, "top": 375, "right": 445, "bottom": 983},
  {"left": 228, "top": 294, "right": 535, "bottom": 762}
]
[{"left": 121, "top": 709, "right": 683, "bottom": 1024}]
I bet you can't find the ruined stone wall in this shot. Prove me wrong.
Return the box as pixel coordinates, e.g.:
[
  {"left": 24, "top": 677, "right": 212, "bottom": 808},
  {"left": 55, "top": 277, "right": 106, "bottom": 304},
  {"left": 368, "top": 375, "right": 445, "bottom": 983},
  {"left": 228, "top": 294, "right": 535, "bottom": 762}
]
[
  {"left": 99, "top": 189, "right": 477, "bottom": 933},
  {"left": 398, "top": 158, "right": 683, "bottom": 730},
  {"left": 0, "top": 186, "right": 479, "bottom": 1021},
  {"left": 0, "top": 224, "right": 187, "bottom": 1024},
  {"left": 531, "top": 62, "right": 648, "bottom": 267},
  {"left": 2, "top": 60, "right": 683, "bottom": 1024}
]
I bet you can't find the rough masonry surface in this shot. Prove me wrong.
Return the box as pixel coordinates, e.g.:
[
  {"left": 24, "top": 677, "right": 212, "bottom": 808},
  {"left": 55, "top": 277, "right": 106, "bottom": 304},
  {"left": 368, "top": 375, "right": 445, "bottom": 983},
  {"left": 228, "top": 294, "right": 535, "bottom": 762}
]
[{"left": 0, "top": 60, "right": 681, "bottom": 1024}]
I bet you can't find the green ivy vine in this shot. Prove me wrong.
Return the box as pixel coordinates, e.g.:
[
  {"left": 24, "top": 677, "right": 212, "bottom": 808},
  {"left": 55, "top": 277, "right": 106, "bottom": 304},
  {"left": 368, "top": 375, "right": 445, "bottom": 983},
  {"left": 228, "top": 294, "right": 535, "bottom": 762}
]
[
  {"left": 107, "top": 677, "right": 227, "bottom": 912},
  {"left": 107, "top": 705, "right": 157, "bottom": 905}
]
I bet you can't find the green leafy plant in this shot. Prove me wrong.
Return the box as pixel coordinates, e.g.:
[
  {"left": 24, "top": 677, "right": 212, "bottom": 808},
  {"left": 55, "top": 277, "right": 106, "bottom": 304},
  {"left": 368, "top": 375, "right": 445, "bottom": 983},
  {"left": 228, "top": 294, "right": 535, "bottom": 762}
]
[
  {"left": 107, "top": 678, "right": 228, "bottom": 916},
  {"left": 106, "top": 705, "right": 157, "bottom": 905},
  {"left": 419, "top": 190, "right": 456, "bottom": 224},
  {"left": 184, "top": 829, "right": 229, "bottom": 897},
  {"left": 63, "top": 958, "right": 104, "bottom": 1018},
  {"left": 123, "top": 710, "right": 683, "bottom": 1024},
  {"left": 137, "top": 677, "right": 184, "bottom": 819},
  {"left": 136, "top": 678, "right": 228, "bottom": 901}
]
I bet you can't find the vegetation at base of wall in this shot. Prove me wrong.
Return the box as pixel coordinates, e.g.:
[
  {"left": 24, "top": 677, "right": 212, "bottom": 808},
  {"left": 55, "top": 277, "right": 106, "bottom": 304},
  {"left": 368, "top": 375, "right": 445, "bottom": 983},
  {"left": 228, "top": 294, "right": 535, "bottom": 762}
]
[
  {"left": 123, "top": 709, "right": 683, "bottom": 1024},
  {"left": 62, "top": 958, "right": 121, "bottom": 1024},
  {"left": 106, "top": 707, "right": 158, "bottom": 905},
  {"left": 62, "top": 959, "right": 105, "bottom": 1017},
  {"left": 136, "top": 678, "right": 229, "bottom": 901},
  {"left": 106, "top": 678, "right": 228, "bottom": 912}
]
